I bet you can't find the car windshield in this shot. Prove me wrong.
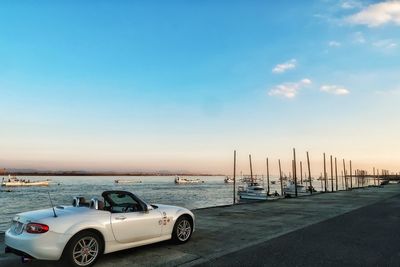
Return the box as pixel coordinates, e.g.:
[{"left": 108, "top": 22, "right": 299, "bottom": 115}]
[
  {"left": 104, "top": 192, "right": 143, "bottom": 213},
  {"left": 109, "top": 193, "right": 136, "bottom": 205}
]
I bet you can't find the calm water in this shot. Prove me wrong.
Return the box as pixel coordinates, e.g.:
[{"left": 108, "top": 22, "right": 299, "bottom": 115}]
[{"left": 0, "top": 175, "right": 375, "bottom": 233}]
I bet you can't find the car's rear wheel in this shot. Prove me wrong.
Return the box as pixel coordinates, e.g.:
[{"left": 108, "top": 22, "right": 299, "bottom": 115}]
[
  {"left": 62, "top": 230, "right": 103, "bottom": 267},
  {"left": 172, "top": 215, "right": 193, "bottom": 244}
]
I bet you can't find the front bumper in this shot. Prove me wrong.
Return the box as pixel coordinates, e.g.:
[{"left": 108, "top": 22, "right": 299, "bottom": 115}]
[{"left": 5, "top": 229, "right": 72, "bottom": 260}]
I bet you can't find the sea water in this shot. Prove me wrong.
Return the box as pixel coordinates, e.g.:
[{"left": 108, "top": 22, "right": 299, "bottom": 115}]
[
  {"left": 0, "top": 175, "right": 375, "bottom": 232},
  {"left": 0, "top": 175, "right": 233, "bottom": 232}
]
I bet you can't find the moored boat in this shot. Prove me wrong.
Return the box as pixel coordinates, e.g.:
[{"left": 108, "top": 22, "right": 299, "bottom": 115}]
[
  {"left": 284, "top": 180, "right": 315, "bottom": 197},
  {"left": 174, "top": 176, "right": 204, "bottom": 184},
  {"left": 238, "top": 182, "right": 280, "bottom": 200},
  {"left": 224, "top": 176, "right": 234, "bottom": 183},
  {"left": 1, "top": 176, "right": 50, "bottom": 187},
  {"left": 114, "top": 179, "right": 142, "bottom": 184},
  {"left": 238, "top": 183, "right": 269, "bottom": 200}
]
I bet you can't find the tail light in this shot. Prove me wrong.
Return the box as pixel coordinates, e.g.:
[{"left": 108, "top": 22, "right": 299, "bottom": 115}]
[{"left": 25, "top": 223, "right": 49, "bottom": 234}]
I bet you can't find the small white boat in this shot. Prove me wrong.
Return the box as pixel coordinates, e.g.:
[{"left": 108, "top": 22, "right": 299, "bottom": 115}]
[
  {"left": 1, "top": 176, "right": 50, "bottom": 187},
  {"left": 238, "top": 183, "right": 278, "bottom": 200},
  {"left": 284, "top": 180, "right": 315, "bottom": 197},
  {"left": 224, "top": 176, "right": 234, "bottom": 183},
  {"left": 175, "top": 176, "right": 204, "bottom": 184},
  {"left": 114, "top": 179, "right": 142, "bottom": 184}
]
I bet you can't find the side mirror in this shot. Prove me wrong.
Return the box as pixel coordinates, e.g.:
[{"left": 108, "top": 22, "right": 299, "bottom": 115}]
[{"left": 143, "top": 204, "right": 153, "bottom": 213}]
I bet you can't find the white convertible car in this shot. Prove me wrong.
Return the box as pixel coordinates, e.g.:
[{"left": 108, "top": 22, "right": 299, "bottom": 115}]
[{"left": 5, "top": 190, "right": 195, "bottom": 267}]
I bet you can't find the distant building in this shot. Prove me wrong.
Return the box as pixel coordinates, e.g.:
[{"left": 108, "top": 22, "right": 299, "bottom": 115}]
[{"left": 0, "top": 168, "right": 6, "bottom": 175}]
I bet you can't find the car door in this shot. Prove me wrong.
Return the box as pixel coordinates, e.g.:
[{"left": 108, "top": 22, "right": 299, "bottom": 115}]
[{"left": 108, "top": 193, "right": 163, "bottom": 243}]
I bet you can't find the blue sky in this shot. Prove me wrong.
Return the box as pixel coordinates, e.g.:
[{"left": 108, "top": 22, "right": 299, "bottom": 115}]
[{"left": 0, "top": 0, "right": 399, "bottom": 174}]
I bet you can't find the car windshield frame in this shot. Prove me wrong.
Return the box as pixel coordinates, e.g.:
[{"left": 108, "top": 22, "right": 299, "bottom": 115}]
[{"left": 102, "top": 190, "right": 148, "bottom": 213}]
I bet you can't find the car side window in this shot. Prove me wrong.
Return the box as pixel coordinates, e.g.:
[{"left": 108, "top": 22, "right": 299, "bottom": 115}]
[{"left": 108, "top": 192, "right": 143, "bottom": 213}]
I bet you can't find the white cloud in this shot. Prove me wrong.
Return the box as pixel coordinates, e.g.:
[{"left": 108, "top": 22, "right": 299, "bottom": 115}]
[
  {"left": 341, "top": 0, "right": 362, "bottom": 10},
  {"left": 373, "top": 39, "right": 398, "bottom": 49},
  {"left": 272, "top": 59, "right": 297, "bottom": 74},
  {"left": 320, "top": 85, "right": 350, "bottom": 95},
  {"left": 268, "top": 79, "right": 312, "bottom": 99},
  {"left": 347, "top": 1, "right": 400, "bottom": 27},
  {"left": 328, "top": 41, "right": 342, "bottom": 47}
]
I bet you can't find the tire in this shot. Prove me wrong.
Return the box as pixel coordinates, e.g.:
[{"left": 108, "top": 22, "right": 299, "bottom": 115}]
[
  {"left": 61, "top": 230, "right": 103, "bottom": 267},
  {"left": 171, "top": 216, "right": 193, "bottom": 244}
]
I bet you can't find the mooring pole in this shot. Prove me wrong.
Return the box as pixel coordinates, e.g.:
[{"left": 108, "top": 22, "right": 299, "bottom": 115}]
[
  {"left": 300, "top": 161, "right": 303, "bottom": 184},
  {"left": 350, "top": 160, "right": 353, "bottom": 189},
  {"left": 293, "top": 148, "right": 298, "bottom": 197},
  {"left": 357, "top": 169, "right": 359, "bottom": 188},
  {"left": 323, "top": 153, "right": 327, "bottom": 192},
  {"left": 341, "top": 170, "right": 344, "bottom": 190},
  {"left": 249, "top": 154, "right": 253, "bottom": 184},
  {"left": 320, "top": 172, "right": 323, "bottom": 191},
  {"left": 377, "top": 169, "right": 380, "bottom": 185},
  {"left": 266, "top": 157, "right": 270, "bottom": 195},
  {"left": 343, "top": 159, "right": 347, "bottom": 190},
  {"left": 330, "top": 155, "right": 334, "bottom": 192},
  {"left": 373, "top": 167, "right": 376, "bottom": 186},
  {"left": 306, "top": 152, "right": 313, "bottom": 194},
  {"left": 335, "top": 157, "right": 338, "bottom": 191},
  {"left": 279, "top": 159, "right": 283, "bottom": 196},
  {"left": 233, "top": 150, "right": 236, "bottom": 204}
]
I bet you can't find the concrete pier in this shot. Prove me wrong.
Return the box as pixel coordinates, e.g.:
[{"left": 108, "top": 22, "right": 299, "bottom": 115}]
[{"left": 1, "top": 185, "right": 399, "bottom": 267}]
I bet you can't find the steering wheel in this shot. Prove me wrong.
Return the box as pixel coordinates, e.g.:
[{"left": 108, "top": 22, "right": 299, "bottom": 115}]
[{"left": 122, "top": 206, "right": 130, "bottom": 212}]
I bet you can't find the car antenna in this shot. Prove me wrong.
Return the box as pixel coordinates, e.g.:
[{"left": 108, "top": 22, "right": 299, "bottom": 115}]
[{"left": 48, "top": 191, "right": 57, "bottom": 217}]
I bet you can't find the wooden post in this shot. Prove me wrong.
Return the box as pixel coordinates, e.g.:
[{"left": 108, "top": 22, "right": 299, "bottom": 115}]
[
  {"left": 349, "top": 160, "right": 353, "bottom": 189},
  {"left": 343, "top": 159, "right": 347, "bottom": 190},
  {"left": 323, "top": 153, "right": 327, "bottom": 192},
  {"left": 335, "top": 157, "right": 338, "bottom": 191},
  {"left": 320, "top": 172, "right": 323, "bottom": 191},
  {"left": 377, "top": 169, "right": 380, "bottom": 185},
  {"left": 249, "top": 154, "right": 253, "bottom": 184},
  {"left": 372, "top": 167, "right": 376, "bottom": 185},
  {"left": 293, "top": 148, "right": 298, "bottom": 197},
  {"left": 356, "top": 169, "right": 359, "bottom": 188},
  {"left": 373, "top": 167, "right": 376, "bottom": 186},
  {"left": 330, "top": 155, "right": 334, "bottom": 192},
  {"left": 300, "top": 161, "right": 303, "bottom": 184},
  {"left": 266, "top": 158, "right": 270, "bottom": 195},
  {"left": 341, "top": 170, "right": 344, "bottom": 190},
  {"left": 307, "top": 151, "right": 313, "bottom": 194},
  {"left": 279, "top": 159, "right": 283, "bottom": 196},
  {"left": 233, "top": 150, "right": 236, "bottom": 204}
]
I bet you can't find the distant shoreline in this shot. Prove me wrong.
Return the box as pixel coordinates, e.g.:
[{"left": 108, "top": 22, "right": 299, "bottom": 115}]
[{"left": 0, "top": 172, "right": 220, "bottom": 177}]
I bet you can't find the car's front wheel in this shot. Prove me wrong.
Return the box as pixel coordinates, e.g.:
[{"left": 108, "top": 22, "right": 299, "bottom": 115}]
[
  {"left": 172, "top": 215, "right": 193, "bottom": 244},
  {"left": 62, "top": 230, "right": 102, "bottom": 267}
]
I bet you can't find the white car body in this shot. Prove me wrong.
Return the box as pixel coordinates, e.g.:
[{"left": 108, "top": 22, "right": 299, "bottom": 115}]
[{"left": 5, "top": 190, "right": 195, "bottom": 264}]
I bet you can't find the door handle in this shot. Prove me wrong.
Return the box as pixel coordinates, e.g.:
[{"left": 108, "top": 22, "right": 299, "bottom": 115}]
[{"left": 115, "top": 216, "right": 126, "bottom": 220}]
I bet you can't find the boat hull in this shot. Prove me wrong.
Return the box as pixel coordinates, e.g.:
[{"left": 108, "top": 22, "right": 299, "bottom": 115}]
[
  {"left": 238, "top": 191, "right": 276, "bottom": 200},
  {"left": 1, "top": 181, "right": 49, "bottom": 187},
  {"left": 114, "top": 180, "right": 142, "bottom": 184}
]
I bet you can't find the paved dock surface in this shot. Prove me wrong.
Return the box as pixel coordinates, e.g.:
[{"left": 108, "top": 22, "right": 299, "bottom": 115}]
[
  {"left": 198, "top": 191, "right": 400, "bottom": 267},
  {"left": 1, "top": 185, "right": 399, "bottom": 267}
]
